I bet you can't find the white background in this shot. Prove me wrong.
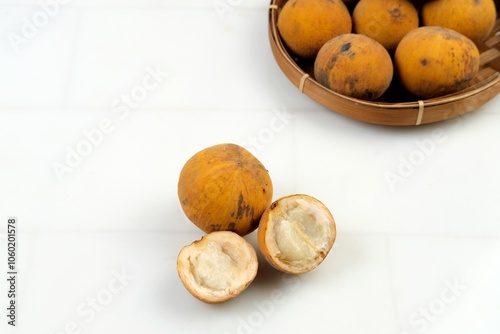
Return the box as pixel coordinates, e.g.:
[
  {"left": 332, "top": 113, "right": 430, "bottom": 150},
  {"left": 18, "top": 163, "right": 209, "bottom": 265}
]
[{"left": 1, "top": 1, "right": 499, "bottom": 334}]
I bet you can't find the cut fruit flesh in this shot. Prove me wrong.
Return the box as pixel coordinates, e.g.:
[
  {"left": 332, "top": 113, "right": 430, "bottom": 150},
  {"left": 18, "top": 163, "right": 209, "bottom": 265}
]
[
  {"left": 258, "top": 194, "right": 336, "bottom": 274},
  {"left": 177, "top": 231, "right": 258, "bottom": 303}
]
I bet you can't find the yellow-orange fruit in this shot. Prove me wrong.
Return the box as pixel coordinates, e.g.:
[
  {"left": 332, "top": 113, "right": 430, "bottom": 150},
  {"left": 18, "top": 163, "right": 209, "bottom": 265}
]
[
  {"left": 277, "top": 0, "right": 352, "bottom": 59},
  {"left": 353, "top": 0, "right": 419, "bottom": 52},
  {"left": 395, "top": 26, "right": 480, "bottom": 99},
  {"left": 314, "top": 33, "right": 394, "bottom": 100},
  {"left": 178, "top": 143, "right": 273, "bottom": 236},
  {"left": 177, "top": 231, "right": 258, "bottom": 304},
  {"left": 422, "top": 0, "right": 497, "bottom": 46},
  {"left": 257, "top": 194, "right": 336, "bottom": 275}
]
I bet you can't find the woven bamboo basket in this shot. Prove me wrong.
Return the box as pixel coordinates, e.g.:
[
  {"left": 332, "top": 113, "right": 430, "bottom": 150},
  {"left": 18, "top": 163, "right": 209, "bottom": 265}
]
[{"left": 268, "top": 0, "right": 500, "bottom": 126}]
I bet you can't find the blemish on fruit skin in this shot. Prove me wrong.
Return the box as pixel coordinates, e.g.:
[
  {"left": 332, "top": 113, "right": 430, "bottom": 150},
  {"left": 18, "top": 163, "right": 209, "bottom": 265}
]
[
  {"left": 454, "top": 78, "right": 471, "bottom": 90},
  {"left": 236, "top": 193, "right": 253, "bottom": 219},
  {"left": 421, "top": 59, "right": 428, "bottom": 66},
  {"left": 228, "top": 222, "right": 236, "bottom": 231},
  {"left": 346, "top": 77, "right": 358, "bottom": 93},
  {"left": 440, "top": 29, "right": 461, "bottom": 41},
  {"left": 339, "top": 42, "right": 356, "bottom": 59},
  {"left": 362, "top": 90, "right": 375, "bottom": 100},
  {"left": 389, "top": 7, "right": 403, "bottom": 21},
  {"left": 315, "top": 69, "right": 329, "bottom": 87},
  {"left": 327, "top": 54, "right": 338, "bottom": 69},
  {"left": 269, "top": 201, "right": 278, "bottom": 210},
  {"left": 315, "top": 54, "right": 334, "bottom": 87},
  {"left": 340, "top": 42, "right": 352, "bottom": 53},
  {"left": 211, "top": 224, "right": 222, "bottom": 232}
]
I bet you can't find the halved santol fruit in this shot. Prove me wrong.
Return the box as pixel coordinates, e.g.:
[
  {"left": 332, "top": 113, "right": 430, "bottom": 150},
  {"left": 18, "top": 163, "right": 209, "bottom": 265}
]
[
  {"left": 258, "top": 194, "right": 336, "bottom": 275},
  {"left": 177, "top": 231, "right": 258, "bottom": 304}
]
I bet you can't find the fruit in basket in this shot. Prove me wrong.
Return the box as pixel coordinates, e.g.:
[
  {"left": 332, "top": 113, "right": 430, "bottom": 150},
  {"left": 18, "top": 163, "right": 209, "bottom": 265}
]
[
  {"left": 277, "top": 0, "right": 352, "bottom": 59},
  {"left": 257, "top": 194, "right": 336, "bottom": 274},
  {"left": 177, "top": 231, "right": 258, "bottom": 303},
  {"left": 314, "top": 33, "right": 393, "bottom": 100},
  {"left": 178, "top": 143, "right": 273, "bottom": 236},
  {"left": 352, "top": 0, "right": 419, "bottom": 52},
  {"left": 421, "top": 0, "right": 497, "bottom": 46},
  {"left": 394, "top": 26, "right": 480, "bottom": 99}
]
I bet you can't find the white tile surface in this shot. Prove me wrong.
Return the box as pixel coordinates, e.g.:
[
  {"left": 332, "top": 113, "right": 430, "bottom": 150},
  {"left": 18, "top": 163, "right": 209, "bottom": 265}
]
[
  {"left": 0, "top": 7, "right": 79, "bottom": 107},
  {"left": 1, "top": 1, "right": 499, "bottom": 334}
]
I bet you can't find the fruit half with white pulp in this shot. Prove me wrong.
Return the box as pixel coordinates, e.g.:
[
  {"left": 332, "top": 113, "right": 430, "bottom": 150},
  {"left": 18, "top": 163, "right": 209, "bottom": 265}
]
[
  {"left": 177, "top": 231, "right": 258, "bottom": 303},
  {"left": 258, "top": 194, "right": 336, "bottom": 274}
]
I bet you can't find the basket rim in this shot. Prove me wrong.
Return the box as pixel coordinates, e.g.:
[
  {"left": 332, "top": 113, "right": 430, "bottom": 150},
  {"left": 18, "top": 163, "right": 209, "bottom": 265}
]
[{"left": 269, "top": 0, "right": 500, "bottom": 110}]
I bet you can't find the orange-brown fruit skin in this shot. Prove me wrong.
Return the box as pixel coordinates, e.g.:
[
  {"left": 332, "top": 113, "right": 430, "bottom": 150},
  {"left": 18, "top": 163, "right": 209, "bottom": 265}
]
[
  {"left": 277, "top": 0, "right": 352, "bottom": 59},
  {"left": 352, "top": 0, "right": 419, "bottom": 52},
  {"left": 394, "top": 26, "right": 480, "bottom": 99},
  {"left": 257, "top": 201, "right": 281, "bottom": 272},
  {"left": 314, "top": 33, "right": 394, "bottom": 100},
  {"left": 177, "top": 143, "right": 273, "bottom": 236},
  {"left": 421, "top": 0, "right": 497, "bottom": 46}
]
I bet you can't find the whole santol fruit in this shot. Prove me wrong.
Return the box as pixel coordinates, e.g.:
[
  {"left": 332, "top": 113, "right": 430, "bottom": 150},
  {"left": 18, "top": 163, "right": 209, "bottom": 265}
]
[
  {"left": 257, "top": 194, "right": 337, "bottom": 275},
  {"left": 314, "top": 33, "right": 394, "bottom": 100},
  {"left": 177, "top": 231, "right": 258, "bottom": 303},
  {"left": 421, "top": 0, "right": 497, "bottom": 46},
  {"left": 277, "top": 0, "right": 352, "bottom": 59},
  {"left": 178, "top": 143, "right": 273, "bottom": 236},
  {"left": 395, "top": 26, "right": 480, "bottom": 99},
  {"left": 352, "top": 0, "right": 419, "bottom": 52}
]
